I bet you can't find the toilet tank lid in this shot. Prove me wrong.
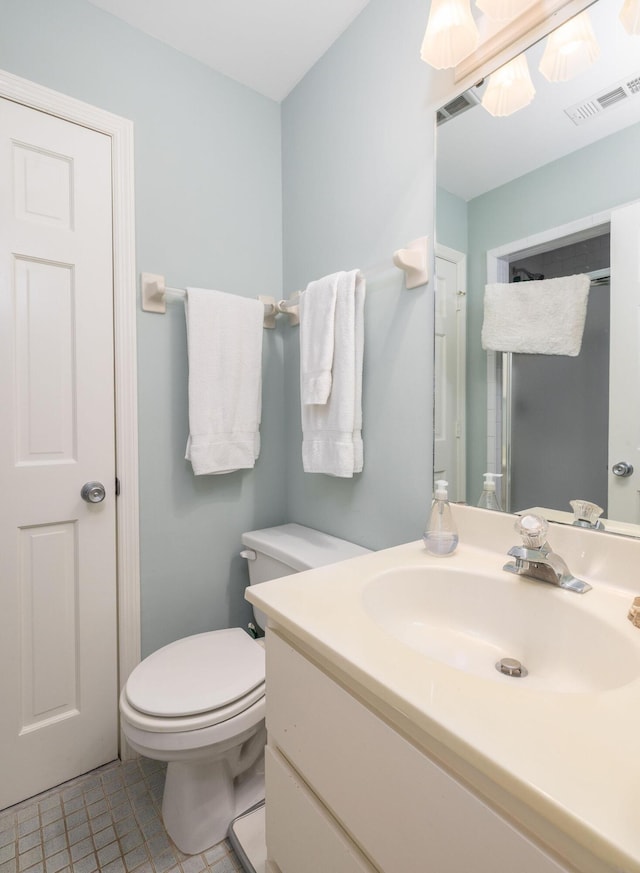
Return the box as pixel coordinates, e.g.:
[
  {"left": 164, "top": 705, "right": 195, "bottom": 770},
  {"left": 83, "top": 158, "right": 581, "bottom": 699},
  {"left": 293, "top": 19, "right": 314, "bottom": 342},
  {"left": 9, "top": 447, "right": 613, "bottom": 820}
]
[{"left": 241, "top": 523, "right": 371, "bottom": 572}]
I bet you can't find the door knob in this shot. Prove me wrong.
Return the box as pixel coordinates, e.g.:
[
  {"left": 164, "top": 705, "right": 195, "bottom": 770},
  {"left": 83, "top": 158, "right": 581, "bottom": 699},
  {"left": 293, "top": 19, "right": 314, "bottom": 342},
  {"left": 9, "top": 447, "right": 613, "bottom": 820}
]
[
  {"left": 81, "top": 481, "right": 106, "bottom": 503},
  {"left": 612, "top": 462, "right": 634, "bottom": 478}
]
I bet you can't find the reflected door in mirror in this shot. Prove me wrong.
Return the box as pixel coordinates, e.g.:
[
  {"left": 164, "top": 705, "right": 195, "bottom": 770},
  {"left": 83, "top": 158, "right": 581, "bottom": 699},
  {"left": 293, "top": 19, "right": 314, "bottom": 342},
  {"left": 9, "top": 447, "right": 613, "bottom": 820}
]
[{"left": 434, "top": 247, "right": 466, "bottom": 502}]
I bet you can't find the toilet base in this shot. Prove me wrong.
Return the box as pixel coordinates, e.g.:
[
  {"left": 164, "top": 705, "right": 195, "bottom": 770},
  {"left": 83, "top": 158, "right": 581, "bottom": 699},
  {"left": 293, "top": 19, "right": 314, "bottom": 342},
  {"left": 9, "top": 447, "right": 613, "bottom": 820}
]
[{"left": 162, "top": 751, "right": 265, "bottom": 854}]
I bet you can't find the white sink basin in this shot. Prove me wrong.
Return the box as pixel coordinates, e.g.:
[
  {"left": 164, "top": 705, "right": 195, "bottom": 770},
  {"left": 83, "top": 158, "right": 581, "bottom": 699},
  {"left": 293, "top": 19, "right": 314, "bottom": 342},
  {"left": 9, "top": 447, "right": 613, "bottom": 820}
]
[{"left": 362, "top": 566, "right": 639, "bottom": 692}]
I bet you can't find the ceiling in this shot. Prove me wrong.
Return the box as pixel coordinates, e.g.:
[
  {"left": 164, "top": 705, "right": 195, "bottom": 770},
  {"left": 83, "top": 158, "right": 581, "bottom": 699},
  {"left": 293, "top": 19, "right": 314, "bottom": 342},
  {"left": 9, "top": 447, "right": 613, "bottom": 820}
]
[
  {"left": 86, "top": 0, "right": 637, "bottom": 194},
  {"left": 85, "top": 0, "right": 372, "bottom": 102},
  {"left": 437, "top": 0, "right": 640, "bottom": 200}
]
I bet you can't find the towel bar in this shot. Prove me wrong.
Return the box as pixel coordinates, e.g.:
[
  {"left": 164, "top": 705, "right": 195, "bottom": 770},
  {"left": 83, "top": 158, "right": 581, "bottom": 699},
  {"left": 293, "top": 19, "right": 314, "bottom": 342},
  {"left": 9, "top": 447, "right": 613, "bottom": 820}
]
[
  {"left": 141, "top": 236, "right": 429, "bottom": 321},
  {"left": 140, "top": 274, "right": 295, "bottom": 328}
]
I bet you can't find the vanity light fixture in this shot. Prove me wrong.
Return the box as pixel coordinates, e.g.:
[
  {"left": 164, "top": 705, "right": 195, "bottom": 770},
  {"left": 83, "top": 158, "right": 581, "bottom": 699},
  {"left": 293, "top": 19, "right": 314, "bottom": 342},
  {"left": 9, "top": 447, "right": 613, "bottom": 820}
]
[
  {"left": 481, "top": 53, "right": 536, "bottom": 115},
  {"left": 421, "top": 0, "right": 630, "bottom": 82},
  {"left": 538, "top": 10, "right": 601, "bottom": 82},
  {"left": 619, "top": 0, "right": 640, "bottom": 34},
  {"left": 420, "top": 0, "right": 479, "bottom": 69}
]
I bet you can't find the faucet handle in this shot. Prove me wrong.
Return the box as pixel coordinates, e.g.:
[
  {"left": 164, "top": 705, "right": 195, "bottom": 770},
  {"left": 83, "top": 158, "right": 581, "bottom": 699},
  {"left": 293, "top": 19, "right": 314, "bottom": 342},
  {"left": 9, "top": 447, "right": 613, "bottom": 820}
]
[
  {"left": 515, "top": 514, "right": 549, "bottom": 549},
  {"left": 570, "top": 499, "right": 604, "bottom": 529}
]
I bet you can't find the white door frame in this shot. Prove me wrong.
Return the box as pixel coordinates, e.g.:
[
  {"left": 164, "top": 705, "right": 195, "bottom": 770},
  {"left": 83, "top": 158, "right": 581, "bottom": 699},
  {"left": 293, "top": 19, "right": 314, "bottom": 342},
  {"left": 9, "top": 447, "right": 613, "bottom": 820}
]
[{"left": 0, "top": 70, "right": 141, "bottom": 750}]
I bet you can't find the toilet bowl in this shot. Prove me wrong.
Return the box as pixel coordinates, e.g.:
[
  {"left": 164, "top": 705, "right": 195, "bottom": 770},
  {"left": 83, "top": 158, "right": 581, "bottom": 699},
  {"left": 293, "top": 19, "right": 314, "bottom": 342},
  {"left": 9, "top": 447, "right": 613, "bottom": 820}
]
[
  {"left": 119, "top": 524, "right": 370, "bottom": 855},
  {"left": 120, "top": 627, "right": 266, "bottom": 854}
]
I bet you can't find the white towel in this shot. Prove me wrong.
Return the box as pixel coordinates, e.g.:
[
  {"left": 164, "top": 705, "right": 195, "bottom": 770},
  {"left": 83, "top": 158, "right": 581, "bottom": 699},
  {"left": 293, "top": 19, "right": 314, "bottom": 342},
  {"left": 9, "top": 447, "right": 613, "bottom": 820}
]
[
  {"left": 300, "top": 270, "right": 365, "bottom": 477},
  {"left": 300, "top": 273, "right": 339, "bottom": 404},
  {"left": 184, "top": 288, "right": 263, "bottom": 475},
  {"left": 481, "top": 274, "right": 590, "bottom": 356}
]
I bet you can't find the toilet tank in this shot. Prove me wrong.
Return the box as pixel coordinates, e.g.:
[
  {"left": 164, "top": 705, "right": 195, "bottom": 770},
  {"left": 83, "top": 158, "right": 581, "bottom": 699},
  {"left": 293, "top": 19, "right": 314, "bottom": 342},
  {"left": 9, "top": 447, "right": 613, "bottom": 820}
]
[{"left": 241, "top": 523, "right": 371, "bottom": 629}]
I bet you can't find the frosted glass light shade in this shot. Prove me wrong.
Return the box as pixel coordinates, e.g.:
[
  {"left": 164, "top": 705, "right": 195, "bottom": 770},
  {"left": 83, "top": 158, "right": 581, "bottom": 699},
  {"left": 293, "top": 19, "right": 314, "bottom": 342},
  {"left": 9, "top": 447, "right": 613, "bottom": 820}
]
[
  {"left": 539, "top": 11, "right": 601, "bottom": 82},
  {"left": 481, "top": 54, "right": 536, "bottom": 116},
  {"left": 420, "top": 0, "right": 479, "bottom": 69},
  {"left": 620, "top": 0, "right": 640, "bottom": 35},
  {"left": 476, "top": 0, "right": 532, "bottom": 22}
]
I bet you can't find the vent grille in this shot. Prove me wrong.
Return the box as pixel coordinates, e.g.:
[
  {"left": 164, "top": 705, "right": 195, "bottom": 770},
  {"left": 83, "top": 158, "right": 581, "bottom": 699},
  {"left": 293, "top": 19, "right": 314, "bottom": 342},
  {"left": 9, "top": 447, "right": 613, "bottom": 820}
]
[
  {"left": 599, "top": 86, "right": 627, "bottom": 108},
  {"left": 565, "top": 73, "right": 640, "bottom": 125},
  {"left": 437, "top": 90, "right": 479, "bottom": 125}
]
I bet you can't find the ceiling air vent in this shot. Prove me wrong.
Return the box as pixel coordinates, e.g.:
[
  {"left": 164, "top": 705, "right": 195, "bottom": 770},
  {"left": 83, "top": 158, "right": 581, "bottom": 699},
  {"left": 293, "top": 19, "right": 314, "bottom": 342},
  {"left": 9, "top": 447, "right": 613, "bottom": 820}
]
[
  {"left": 565, "top": 73, "right": 640, "bottom": 125},
  {"left": 437, "top": 90, "right": 479, "bottom": 125}
]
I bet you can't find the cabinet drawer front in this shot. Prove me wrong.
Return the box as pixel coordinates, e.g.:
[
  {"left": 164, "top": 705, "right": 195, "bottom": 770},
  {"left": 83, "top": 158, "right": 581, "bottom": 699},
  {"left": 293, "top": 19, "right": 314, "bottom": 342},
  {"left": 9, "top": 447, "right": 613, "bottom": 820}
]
[
  {"left": 267, "top": 631, "right": 570, "bottom": 873},
  {"left": 265, "top": 746, "right": 377, "bottom": 873}
]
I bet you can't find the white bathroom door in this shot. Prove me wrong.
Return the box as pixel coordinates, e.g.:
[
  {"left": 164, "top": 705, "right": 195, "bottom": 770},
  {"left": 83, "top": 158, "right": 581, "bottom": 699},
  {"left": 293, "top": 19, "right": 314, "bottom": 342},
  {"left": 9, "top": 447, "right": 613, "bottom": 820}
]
[
  {"left": 433, "top": 247, "right": 466, "bottom": 503},
  {"left": 0, "top": 98, "right": 119, "bottom": 808},
  {"left": 609, "top": 200, "right": 640, "bottom": 524}
]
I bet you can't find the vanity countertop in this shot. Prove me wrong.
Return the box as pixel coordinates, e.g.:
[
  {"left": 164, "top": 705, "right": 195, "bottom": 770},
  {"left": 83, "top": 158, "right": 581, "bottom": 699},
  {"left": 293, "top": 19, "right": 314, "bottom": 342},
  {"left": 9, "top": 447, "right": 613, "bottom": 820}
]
[{"left": 246, "top": 506, "right": 640, "bottom": 873}]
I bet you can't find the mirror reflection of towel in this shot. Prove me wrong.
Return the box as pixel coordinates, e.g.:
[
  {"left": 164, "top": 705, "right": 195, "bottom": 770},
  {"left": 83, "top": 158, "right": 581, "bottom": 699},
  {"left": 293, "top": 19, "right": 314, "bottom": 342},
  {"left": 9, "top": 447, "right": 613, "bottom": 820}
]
[{"left": 481, "top": 274, "right": 590, "bottom": 356}]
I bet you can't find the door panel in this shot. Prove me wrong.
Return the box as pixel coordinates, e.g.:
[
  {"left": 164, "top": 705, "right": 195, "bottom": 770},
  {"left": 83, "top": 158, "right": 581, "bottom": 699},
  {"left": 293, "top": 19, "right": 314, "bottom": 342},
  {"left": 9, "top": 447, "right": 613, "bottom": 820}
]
[
  {"left": 19, "top": 522, "right": 79, "bottom": 731},
  {"left": 0, "top": 98, "right": 118, "bottom": 808},
  {"left": 15, "top": 257, "right": 76, "bottom": 461},
  {"left": 434, "top": 249, "right": 466, "bottom": 502}
]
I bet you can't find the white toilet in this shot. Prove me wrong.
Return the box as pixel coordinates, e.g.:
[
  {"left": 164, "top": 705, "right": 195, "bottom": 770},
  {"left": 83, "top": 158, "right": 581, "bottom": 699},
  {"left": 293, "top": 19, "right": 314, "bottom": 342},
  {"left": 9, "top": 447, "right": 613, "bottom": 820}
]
[{"left": 119, "top": 523, "right": 370, "bottom": 855}]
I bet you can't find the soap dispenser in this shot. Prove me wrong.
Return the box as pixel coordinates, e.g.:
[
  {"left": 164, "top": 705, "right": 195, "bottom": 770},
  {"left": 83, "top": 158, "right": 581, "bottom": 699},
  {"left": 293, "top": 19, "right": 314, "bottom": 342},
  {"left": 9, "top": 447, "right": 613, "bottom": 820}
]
[
  {"left": 477, "top": 473, "right": 503, "bottom": 511},
  {"left": 423, "top": 480, "right": 458, "bottom": 556}
]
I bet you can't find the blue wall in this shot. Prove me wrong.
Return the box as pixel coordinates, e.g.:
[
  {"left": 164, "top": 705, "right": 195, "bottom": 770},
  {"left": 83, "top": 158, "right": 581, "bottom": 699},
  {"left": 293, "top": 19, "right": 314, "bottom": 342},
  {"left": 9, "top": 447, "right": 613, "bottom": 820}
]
[
  {"left": 281, "top": 0, "right": 437, "bottom": 549},
  {"left": 0, "top": 0, "right": 285, "bottom": 656},
  {"left": 436, "top": 187, "right": 468, "bottom": 254},
  {"left": 0, "top": 0, "right": 446, "bottom": 655}
]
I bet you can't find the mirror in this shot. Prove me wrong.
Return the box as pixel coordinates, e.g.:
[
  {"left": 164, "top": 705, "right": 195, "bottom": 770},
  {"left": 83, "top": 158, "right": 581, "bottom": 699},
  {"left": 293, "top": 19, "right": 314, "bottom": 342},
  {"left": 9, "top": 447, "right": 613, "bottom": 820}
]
[{"left": 435, "top": 0, "right": 640, "bottom": 535}]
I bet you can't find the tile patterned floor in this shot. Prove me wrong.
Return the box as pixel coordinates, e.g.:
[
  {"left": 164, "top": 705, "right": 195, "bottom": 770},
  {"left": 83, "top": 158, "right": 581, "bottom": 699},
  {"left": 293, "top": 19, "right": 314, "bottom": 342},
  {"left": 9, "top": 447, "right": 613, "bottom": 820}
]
[{"left": 0, "top": 759, "right": 242, "bottom": 873}]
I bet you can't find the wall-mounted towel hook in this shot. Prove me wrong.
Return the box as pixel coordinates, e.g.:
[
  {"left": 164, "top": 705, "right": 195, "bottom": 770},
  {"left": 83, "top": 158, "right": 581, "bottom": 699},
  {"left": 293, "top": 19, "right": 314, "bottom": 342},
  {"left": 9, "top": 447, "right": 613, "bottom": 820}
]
[
  {"left": 393, "top": 236, "right": 429, "bottom": 289},
  {"left": 141, "top": 273, "right": 168, "bottom": 313}
]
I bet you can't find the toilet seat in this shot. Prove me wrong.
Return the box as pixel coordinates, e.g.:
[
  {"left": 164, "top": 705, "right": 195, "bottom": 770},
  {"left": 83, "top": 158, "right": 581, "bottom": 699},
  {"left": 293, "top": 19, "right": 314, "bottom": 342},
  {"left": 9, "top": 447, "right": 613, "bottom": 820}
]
[
  {"left": 123, "top": 628, "right": 265, "bottom": 733},
  {"left": 120, "top": 682, "right": 265, "bottom": 733}
]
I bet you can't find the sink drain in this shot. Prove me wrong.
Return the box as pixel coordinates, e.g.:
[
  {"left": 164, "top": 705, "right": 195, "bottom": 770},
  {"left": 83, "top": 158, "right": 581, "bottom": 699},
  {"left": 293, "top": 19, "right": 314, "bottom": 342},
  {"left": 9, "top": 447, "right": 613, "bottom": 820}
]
[{"left": 495, "top": 657, "right": 528, "bottom": 678}]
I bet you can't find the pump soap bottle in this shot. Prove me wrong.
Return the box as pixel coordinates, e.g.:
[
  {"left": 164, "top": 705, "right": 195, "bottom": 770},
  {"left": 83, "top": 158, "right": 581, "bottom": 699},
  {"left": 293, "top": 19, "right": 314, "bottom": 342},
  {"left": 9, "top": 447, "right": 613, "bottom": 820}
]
[
  {"left": 423, "top": 480, "right": 458, "bottom": 556},
  {"left": 477, "top": 473, "right": 503, "bottom": 511}
]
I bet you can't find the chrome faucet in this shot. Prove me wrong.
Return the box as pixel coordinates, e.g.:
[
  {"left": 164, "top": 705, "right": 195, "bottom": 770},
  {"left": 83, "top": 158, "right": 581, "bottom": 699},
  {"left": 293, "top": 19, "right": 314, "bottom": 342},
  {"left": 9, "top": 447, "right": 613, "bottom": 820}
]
[{"left": 503, "top": 515, "right": 592, "bottom": 594}]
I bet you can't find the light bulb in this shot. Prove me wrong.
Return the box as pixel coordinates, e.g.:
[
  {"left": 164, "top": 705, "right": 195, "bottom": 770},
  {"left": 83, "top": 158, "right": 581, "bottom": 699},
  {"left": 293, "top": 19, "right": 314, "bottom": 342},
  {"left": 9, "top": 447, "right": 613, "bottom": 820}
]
[
  {"left": 420, "top": 0, "right": 479, "bottom": 69},
  {"left": 481, "top": 53, "right": 536, "bottom": 116},
  {"left": 620, "top": 0, "right": 640, "bottom": 35},
  {"left": 539, "top": 11, "right": 601, "bottom": 82}
]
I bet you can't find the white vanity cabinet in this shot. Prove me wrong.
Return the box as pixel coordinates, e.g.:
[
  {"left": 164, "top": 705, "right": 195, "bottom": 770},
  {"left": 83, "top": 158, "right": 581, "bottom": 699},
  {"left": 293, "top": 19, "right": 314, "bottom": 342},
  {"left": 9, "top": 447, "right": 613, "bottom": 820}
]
[{"left": 265, "top": 630, "right": 572, "bottom": 873}]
